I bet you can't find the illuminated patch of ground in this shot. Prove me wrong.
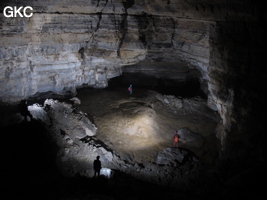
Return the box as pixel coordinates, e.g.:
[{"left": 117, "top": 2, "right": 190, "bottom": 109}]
[{"left": 76, "top": 87, "right": 219, "bottom": 165}]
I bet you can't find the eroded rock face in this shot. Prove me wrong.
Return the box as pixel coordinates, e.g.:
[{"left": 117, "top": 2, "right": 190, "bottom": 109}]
[
  {"left": 29, "top": 99, "right": 122, "bottom": 176},
  {"left": 29, "top": 99, "right": 97, "bottom": 139},
  {"left": 178, "top": 128, "right": 205, "bottom": 148},
  {"left": 0, "top": 0, "right": 212, "bottom": 103},
  {"left": 156, "top": 147, "right": 199, "bottom": 166}
]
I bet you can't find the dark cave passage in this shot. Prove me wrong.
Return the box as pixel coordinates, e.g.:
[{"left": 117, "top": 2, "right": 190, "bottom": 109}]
[{"left": 108, "top": 72, "right": 206, "bottom": 99}]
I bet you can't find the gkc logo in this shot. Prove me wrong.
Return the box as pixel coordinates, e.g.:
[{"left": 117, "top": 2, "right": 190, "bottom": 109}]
[{"left": 3, "top": 6, "right": 33, "bottom": 18}]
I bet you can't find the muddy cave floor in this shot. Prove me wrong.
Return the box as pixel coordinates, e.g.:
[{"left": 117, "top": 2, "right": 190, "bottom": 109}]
[
  {"left": 75, "top": 86, "right": 219, "bottom": 165},
  {"left": 1, "top": 86, "right": 266, "bottom": 199}
]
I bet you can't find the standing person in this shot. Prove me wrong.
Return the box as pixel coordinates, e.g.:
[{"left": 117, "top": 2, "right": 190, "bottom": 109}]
[
  {"left": 19, "top": 100, "right": 33, "bottom": 122},
  {"left": 173, "top": 130, "right": 180, "bottom": 148},
  {"left": 128, "top": 84, "right": 132, "bottom": 95},
  {"left": 93, "top": 156, "right": 101, "bottom": 177}
]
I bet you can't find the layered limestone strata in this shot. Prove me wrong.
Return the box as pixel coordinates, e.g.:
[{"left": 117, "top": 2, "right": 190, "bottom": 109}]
[
  {"left": 0, "top": 0, "right": 265, "bottom": 164},
  {"left": 0, "top": 12, "right": 210, "bottom": 102}
]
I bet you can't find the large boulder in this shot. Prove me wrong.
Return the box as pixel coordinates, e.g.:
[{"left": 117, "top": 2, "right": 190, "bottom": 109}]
[
  {"left": 178, "top": 127, "right": 205, "bottom": 148},
  {"left": 29, "top": 99, "right": 97, "bottom": 139},
  {"left": 28, "top": 99, "right": 124, "bottom": 177},
  {"left": 156, "top": 147, "right": 199, "bottom": 167}
]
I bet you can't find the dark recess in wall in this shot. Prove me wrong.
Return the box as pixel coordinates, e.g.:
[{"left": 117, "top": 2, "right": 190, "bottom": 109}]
[{"left": 108, "top": 72, "right": 207, "bottom": 98}]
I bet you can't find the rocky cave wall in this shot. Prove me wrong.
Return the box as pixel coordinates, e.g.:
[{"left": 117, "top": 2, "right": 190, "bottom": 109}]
[
  {"left": 0, "top": 0, "right": 213, "bottom": 103},
  {"left": 1, "top": 0, "right": 266, "bottom": 166},
  {"left": 209, "top": 20, "right": 267, "bottom": 166}
]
